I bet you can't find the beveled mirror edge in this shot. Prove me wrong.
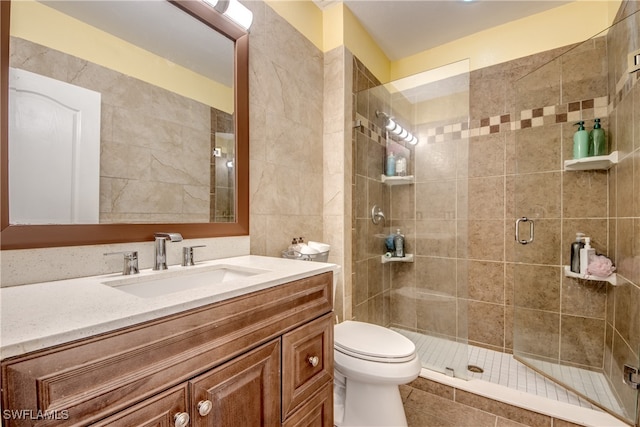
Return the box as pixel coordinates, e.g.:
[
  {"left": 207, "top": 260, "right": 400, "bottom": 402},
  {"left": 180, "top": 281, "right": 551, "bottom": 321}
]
[{"left": 0, "top": 0, "right": 250, "bottom": 250}]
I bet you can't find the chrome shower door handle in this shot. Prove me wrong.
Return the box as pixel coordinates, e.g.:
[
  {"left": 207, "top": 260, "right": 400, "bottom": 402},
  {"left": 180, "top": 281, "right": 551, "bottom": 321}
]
[{"left": 515, "top": 217, "right": 534, "bottom": 245}]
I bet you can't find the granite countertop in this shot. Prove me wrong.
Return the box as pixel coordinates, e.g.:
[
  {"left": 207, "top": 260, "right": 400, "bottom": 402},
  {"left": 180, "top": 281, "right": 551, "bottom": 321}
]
[{"left": 1, "top": 255, "right": 337, "bottom": 360}]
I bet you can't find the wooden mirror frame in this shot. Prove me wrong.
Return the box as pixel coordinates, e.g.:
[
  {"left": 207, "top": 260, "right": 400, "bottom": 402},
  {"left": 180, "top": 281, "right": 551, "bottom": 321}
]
[{"left": 0, "top": 0, "right": 249, "bottom": 250}]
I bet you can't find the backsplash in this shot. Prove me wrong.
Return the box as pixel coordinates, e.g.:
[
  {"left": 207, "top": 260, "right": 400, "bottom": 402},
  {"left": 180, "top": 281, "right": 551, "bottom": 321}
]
[{"left": 0, "top": 236, "right": 250, "bottom": 287}]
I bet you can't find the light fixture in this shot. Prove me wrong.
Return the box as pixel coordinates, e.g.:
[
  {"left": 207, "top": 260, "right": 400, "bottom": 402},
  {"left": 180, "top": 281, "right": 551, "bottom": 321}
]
[
  {"left": 202, "top": 0, "right": 253, "bottom": 31},
  {"left": 376, "top": 111, "right": 419, "bottom": 145},
  {"left": 226, "top": 159, "right": 235, "bottom": 168}
]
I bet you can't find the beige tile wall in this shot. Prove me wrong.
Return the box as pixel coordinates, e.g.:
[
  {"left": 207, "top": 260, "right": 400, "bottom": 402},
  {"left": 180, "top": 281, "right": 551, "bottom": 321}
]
[
  {"left": 246, "top": 1, "right": 353, "bottom": 327},
  {"left": 351, "top": 57, "right": 392, "bottom": 324},
  {"left": 322, "top": 46, "right": 353, "bottom": 321},
  {"left": 246, "top": 2, "right": 325, "bottom": 258}
]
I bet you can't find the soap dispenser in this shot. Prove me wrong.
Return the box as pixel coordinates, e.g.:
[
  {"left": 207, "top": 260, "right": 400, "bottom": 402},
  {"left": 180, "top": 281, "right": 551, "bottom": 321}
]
[
  {"left": 589, "top": 118, "right": 606, "bottom": 156},
  {"left": 579, "top": 237, "right": 595, "bottom": 275},
  {"left": 570, "top": 232, "right": 585, "bottom": 273},
  {"left": 573, "top": 121, "right": 589, "bottom": 159}
]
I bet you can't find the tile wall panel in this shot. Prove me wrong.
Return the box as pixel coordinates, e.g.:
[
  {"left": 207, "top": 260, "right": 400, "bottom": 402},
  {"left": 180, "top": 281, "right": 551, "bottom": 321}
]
[{"left": 246, "top": 2, "right": 324, "bottom": 259}]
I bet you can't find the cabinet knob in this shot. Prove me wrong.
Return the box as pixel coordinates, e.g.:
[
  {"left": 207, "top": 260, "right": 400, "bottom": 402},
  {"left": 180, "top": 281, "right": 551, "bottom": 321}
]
[
  {"left": 197, "top": 400, "right": 213, "bottom": 416},
  {"left": 174, "top": 412, "right": 190, "bottom": 427},
  {"left": 307, "top": 355, "right": 320, "bottom": 367}
]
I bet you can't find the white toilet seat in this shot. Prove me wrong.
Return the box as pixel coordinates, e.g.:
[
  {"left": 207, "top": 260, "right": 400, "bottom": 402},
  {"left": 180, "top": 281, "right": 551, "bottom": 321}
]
[
  {"left": 334, "top": 348, "right": 422, "bottom": 384},
  {"left": 334, "top": 320, "right": 416, "bottom": 363}
]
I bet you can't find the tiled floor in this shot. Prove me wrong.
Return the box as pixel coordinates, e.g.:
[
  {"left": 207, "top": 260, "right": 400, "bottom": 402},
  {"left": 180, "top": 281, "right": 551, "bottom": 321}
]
[{"left": 393, "top": 328, "right": 626, "bottom": 418}]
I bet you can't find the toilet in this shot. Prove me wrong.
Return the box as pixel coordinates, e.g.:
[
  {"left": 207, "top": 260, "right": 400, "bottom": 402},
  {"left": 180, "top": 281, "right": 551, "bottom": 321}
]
[{"left": 333, "top": 321, "right": 422, "bottom": 427}]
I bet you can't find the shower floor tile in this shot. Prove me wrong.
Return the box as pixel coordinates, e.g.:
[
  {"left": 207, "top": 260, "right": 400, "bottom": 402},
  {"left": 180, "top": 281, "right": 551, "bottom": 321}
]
[{"left": 392, "top": 328, "right": 625, "bottom": 416}]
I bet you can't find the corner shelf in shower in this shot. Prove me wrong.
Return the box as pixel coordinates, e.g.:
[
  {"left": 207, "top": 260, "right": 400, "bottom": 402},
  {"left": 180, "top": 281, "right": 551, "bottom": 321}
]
[
  {"left": 381, "top": 175, "right": 414, "bottom": 185},
  {"left": 563, "top": 151, "right": 619, "bottom": 171},
  {"left": 563, "top": 266, "right": 617, "bottom": 285},
  {"left": 381, "top": 254, "right": 414, "bottom": 264}
]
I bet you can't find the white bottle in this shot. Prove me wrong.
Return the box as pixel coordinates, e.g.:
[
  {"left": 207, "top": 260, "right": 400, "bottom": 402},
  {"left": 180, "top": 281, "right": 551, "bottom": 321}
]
[
  {"left": 396, "top": 156, "right": 407, "bottom": 176},
  {"left": 579, "top": 237, "right": 595, "bottom": 275}
]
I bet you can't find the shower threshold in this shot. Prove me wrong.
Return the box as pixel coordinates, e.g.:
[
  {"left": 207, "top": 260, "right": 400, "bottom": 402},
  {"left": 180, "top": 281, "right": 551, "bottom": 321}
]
[{"left": 393, "top": 328, "right": 629, "bottom": 423}]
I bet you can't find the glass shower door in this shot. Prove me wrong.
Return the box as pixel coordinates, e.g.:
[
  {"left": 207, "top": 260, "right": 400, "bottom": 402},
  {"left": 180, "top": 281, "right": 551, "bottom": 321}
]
[
  {"left": 383, "top": 60, "right": 470, "bottom": 380},
  {"left": 512, "top": 12, "right": 640, "bottom": 423}
]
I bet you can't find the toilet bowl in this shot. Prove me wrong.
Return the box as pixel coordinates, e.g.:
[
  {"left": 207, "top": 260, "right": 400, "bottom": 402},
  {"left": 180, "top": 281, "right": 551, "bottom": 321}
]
[{"left": 333, "top": 321, "right": 422, "bottom": 427}]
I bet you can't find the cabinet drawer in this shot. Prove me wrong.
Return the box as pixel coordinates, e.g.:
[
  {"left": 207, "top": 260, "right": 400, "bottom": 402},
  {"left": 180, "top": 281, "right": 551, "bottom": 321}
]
[
  {"left": 282, "top": 313, "right": 333, "bottom": 421},
  {"left": 282, "top": 382, "right": 333, "bottom": 427},
  {"left": 90, "top": 384, "right": 189, "bottom": 427}
]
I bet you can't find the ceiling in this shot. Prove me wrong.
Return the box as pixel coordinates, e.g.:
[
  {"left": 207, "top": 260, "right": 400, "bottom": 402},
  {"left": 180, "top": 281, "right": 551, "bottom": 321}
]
[{"left": 318, "top": 0, "right": 572, "bottom": 61}]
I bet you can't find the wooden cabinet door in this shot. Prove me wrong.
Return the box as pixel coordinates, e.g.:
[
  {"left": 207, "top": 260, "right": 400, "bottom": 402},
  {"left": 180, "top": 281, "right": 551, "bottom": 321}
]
[
  {"left": 189, "top": 340, "right": 281, "bottom": 427},
  {"left": 90, "top": 384, "right": 189, "bottom": 427}
]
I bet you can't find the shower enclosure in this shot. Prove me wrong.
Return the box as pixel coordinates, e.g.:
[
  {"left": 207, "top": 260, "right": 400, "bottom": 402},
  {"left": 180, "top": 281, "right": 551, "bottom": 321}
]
[{"left": 352, "top": 6, "right": 639, "bottom": 426}]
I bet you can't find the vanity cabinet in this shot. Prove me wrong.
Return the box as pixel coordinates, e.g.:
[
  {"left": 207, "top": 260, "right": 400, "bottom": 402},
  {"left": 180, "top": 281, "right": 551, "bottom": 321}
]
[{"left": 1, "top": 272, "right": 334, "bottom": 427}]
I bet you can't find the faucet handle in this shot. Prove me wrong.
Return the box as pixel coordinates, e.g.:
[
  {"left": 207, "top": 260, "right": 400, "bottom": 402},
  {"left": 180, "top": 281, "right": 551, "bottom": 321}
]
[
  {"left": 104, "top": 251, "right": 139, "bottom": 275},
  {"left": 182, "top": 245, "right": 206, "bottom": 267}
]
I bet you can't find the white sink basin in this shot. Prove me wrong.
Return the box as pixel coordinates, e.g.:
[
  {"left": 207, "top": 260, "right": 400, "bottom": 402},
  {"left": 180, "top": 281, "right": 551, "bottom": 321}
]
[{"left": 103, "top": 264, "right": 270, "bottom": 298}]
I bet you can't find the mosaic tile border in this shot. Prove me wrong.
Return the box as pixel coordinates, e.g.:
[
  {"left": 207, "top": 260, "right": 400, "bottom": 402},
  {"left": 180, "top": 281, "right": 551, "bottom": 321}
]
[
  {"left": 357, "top": 71, "right": 639, "bottom": 145},
  {"left": 356, "top": 96, "right": 610, "bottom": 145}
]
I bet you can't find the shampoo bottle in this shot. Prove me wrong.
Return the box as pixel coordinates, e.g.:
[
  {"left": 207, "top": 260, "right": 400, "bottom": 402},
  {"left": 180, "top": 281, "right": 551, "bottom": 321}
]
[
  {"left": 393, "top": 229, "right": 405, "bottom": 257},
  {"left": 589, "top": 118, "right": 606, "bottom": 156},
  {"left": 573, "top": 121, "right": 589, "bottom": 159},
  {"left": 386, "top": 152, "right": 396, "bottom": 176},
  {"left": 570, "top": 232, "right": 585, "bottom": 273},
  {"left": 579, "top": 237, "right": 595, "bottom": 275}
]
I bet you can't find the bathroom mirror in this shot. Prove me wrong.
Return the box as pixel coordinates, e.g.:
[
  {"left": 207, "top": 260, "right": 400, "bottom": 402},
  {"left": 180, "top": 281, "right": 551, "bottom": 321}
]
[{"left": 0, "top": 0, "right": 249, "bottom": 249}]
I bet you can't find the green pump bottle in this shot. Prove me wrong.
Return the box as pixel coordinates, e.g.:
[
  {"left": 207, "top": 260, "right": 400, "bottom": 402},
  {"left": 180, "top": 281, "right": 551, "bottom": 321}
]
[
  {"left": 573, "top": 121, "right": 589, "bottom": 159},
  {"left": 589, "top": 118, "right": 606, "bottom": 156}
]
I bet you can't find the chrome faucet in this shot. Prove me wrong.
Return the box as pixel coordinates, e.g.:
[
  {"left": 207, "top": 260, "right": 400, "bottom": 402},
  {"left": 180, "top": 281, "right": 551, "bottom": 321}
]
[{"left": 153, "top": 232, "right": 183, "bottom": 270}]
